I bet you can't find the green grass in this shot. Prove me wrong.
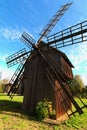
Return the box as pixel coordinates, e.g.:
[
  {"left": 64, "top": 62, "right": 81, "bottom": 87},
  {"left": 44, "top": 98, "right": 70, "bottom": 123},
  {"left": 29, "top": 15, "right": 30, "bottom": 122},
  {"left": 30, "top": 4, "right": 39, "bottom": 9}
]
[{"left": 0, "top": 93, "right": 87, "bottom": 130}]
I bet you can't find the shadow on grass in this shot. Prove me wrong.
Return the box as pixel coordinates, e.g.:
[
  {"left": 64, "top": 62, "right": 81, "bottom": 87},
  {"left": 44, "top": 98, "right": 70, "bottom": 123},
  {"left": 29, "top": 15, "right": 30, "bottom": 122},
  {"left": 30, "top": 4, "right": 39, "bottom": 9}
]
[
  {"left": 0, "top": 99, "right": 33, "bottom": 119},
  {"left": 0, "top": 99, "right": 22, "bottom": 113},
  {"left": 0, "top": 99, "right": 58, "bottom": 126}
]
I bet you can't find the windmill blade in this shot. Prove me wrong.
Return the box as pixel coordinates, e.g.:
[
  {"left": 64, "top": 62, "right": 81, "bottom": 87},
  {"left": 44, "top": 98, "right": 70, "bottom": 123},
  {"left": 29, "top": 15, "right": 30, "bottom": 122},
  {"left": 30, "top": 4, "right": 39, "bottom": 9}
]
[
  {"left": 38, "top": 2, "right": 72, "bottom": 43},
  {"left": 43, "top": 63, "right": 86, "bottom": 118},
  {"left": 41, "top": 52, "right": 86, "bottom": 117},
  {"left": 6, "top": 48, "right": 31, "bottom": 68},
  {"left": 6, "top": 32, "right": 35, "bottom": 68},
  {"left": 38, "top": 47, "right": 85, "bottom": 116},
  {"left": 42, "top": 63, "right": 74, "bottom": 118},
  {"left": 47, "top": 20, "right": 87, "bottom": 48},
  {"left": 7, "top": 53, "right": 32, "bottom": 98},
  {"left": 7, "top": 62, "right": 26, "bottom": 98},
  {"left": 21, "top": 32, "right": 36, "bottom": 49}
]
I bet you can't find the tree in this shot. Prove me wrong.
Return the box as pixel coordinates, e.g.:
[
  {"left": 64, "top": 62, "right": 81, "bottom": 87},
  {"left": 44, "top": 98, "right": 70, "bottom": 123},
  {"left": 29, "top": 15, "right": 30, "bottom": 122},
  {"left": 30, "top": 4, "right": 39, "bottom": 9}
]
[
  {"left": 82, "top": 87, "right": 87, "bottom": 97},
  {"left": 70, "top": 75, "right": 85, "bottom": 93},
  {"left": 85, "top": 85, "right": 87, "bottom": 88},
  {"left": 0, "top": 79, "right": 9, "bottom": 93}
]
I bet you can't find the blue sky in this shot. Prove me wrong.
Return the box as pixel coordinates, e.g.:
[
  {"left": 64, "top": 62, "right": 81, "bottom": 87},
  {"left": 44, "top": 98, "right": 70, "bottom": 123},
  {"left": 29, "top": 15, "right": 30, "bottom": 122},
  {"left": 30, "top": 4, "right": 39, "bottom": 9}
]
[{"left": 0, "top": 0, "right": 87, "bottom": 85}]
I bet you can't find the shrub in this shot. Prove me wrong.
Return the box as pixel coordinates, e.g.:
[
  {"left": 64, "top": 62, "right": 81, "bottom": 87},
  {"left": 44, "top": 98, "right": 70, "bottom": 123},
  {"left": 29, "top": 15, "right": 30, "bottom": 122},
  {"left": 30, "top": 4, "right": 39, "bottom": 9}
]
[{"left": 34, "top": 98, "right": 55, "bottom": 121}]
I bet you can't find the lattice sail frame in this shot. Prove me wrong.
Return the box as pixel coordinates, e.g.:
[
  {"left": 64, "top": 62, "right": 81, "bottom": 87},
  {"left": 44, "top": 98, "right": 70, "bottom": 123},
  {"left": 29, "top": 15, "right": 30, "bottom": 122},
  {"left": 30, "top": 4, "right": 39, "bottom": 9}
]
[
  {"left": 6, "top": 48, "right": 28, "bottom": 68},
  {"left": 47, "top": 20, "right": 87, "bottom": 48},
  {"left": 38, "top": 2, "right": 72, "bottom": 43}
]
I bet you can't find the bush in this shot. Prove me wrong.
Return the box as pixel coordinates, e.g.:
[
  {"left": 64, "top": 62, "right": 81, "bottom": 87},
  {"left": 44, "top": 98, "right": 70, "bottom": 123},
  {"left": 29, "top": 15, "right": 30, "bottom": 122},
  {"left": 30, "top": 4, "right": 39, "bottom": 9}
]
[
  {"left": 0, "top": 79, "right": 9, "bottom": 93},
  {"left": 34, "top": 98, "right": 55, "bottom": 121}
]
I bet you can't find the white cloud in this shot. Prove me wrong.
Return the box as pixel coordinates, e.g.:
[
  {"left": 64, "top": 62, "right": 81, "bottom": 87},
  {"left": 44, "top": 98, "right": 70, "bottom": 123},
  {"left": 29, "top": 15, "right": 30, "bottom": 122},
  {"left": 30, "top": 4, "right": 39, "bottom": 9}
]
[
  {"left": 70, "top": 44, "right": 87, "bottom": 85},
  {"left": 0, "top": 55, "right": 8, "bottom": 61},
  {"left": 0, "top": 27, "right": 21, "bottom": 41},
  {"left": 0, "top": 67, "right": 14, "bottom": 80},
  {"left": 81, "top": 74, "right": 87, "bottom": 85},
  {"left": 68, "top": 44, "right": 87, "bottom": 65},
  {"left": 0, "top": 27, "right": 36, "bottom": 42},
  {"left": 65, "top": 43, "right": 87, "bottom": 71},
  {"left": 60, "top": 42, "right": 87, "bottom": 85}
]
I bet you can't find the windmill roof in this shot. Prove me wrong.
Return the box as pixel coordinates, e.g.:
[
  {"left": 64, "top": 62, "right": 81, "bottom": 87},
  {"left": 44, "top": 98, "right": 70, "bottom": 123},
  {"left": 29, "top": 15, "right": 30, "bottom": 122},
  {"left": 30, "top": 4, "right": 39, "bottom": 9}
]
[
  {"left": 38, "top": 41, "right": 74, "bottom": 68},
  {"left": 51, "top": 47, "right": 74, "bottom": 68}
]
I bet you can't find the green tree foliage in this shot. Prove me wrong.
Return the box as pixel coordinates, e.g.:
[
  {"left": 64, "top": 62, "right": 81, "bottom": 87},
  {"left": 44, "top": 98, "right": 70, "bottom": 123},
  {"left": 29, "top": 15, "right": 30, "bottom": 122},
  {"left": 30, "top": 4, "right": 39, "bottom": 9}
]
[
  {"left": 0, "top": 79, "right": 9, "bottom": 93},
  {"left": 82, "top": 87, "right": 87, "bottom": 97},
  {"left": 70, "top": 75, "right": 84, "bottom": 93}
]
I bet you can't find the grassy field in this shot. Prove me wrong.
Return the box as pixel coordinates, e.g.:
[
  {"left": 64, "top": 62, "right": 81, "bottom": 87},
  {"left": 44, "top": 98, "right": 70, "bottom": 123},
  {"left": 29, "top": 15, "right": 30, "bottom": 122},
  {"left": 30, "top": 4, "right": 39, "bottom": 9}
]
[{"left": 0, "top": 94, "right": 87, "bottom": 130}]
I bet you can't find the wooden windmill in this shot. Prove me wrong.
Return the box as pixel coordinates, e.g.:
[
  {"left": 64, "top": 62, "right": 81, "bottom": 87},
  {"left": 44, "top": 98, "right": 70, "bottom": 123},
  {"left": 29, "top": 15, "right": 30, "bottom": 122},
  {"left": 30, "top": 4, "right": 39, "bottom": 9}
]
[{"left": 6, "top": 2, "right": 87, "bottom": 119}]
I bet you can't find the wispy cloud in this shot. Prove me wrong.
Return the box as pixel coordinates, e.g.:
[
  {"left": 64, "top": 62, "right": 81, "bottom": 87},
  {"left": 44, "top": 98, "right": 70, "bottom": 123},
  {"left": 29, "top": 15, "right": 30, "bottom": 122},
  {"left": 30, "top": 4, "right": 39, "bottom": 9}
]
[
  {"left": 68, "top": 43, "right": 87, "bottom": 67},
  {"left": 60, "top": 42, "right": 87, "bottom": 84},
  {"left": 0, "top": 55, "right": 8, "bottom": 61},
  {"left": 0, "top": 27, "right": 21, "bottom": 41},
  {"left": 0, "top": 27, "right": 36, "bottom": 42},
  {"left": 0, "top": 68, "right": 13, "bottom": 80},
  {"left": 81, "top": 74, "right": 87, "bottom": 85}
]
